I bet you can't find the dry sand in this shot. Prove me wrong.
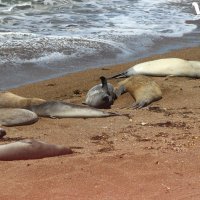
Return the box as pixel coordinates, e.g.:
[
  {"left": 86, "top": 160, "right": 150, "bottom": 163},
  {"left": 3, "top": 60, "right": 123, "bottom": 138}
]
[{"left": 1, "top": 47, "right": 200, "bottom": 199}]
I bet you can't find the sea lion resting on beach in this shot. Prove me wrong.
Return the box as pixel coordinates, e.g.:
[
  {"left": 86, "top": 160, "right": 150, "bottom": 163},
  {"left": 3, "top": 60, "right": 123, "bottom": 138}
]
[
  {"left": 0, "top": 108, "right": 38, "bottom": 126},
  {"left": 0, "top": 91, "right": 123, "bottom": 118},
  {"left": 85, "top": 76, "right": 117, "bottom": 109},
  {"left": 110, "top": 58, "right": 200, "bottom": 79},
  {"left": 0, "top": 139, "right": 73, "bottom": 161},
  {"left": 27, "top": 101, "right": 124, "bottom": 118},
  {"left": 0, "top": 91, "right": 46, "bottom": 108},
  {"left": 115, "top": 75, "right": 162, "bottom": 108}
]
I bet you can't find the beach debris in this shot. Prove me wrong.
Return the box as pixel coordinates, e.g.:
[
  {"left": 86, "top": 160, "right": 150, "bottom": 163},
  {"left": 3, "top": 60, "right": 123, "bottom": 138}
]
[
  {"left": 147, "top": 106, "right": 167, "bottom": 113},
  {"left": 46, "top": 83, "right": 56, "bottom": 87},
  {"left": 141, "top": 122, "right": 148, "bottom": 126},
  {"left": 98, "top": 146, "right": 114, "bottom": 153},
  {"left": 73, "top": 89, "right": 82, "bottom": 95},
  {"left": 0, "top": 128, "right": 6, "bottom": 139},
  {"left": 101, "top": 68, "right": 110, "bottom": 70},
  {"left": 138, "top": 121, "right": 190, "bottom": 129}
]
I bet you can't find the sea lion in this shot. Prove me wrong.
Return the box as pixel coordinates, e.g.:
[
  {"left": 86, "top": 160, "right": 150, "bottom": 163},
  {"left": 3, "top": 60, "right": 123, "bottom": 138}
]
[
  {"left": 0, "top": 108, "right": 38, "bottom": 126},
  {"left": 115, "top": 75, "right": 162, "bottom": 108},
  {"left": 27, "top": 101, "right": 123, "bottom": 118},
  {"left": 0, "top": 128, "right": 6, "bottom": 139},
  {"left": 0, "top": 91, "right": 46, "bottom": 108},
  {"left": 0, "top": 139, "right": 73, "bottom": 161},
  {"left": 85, "top": 76, "right": 117, "bottom": 108},
  {"left": 110, "top": 58, "right": 200, "bottom": 78}
]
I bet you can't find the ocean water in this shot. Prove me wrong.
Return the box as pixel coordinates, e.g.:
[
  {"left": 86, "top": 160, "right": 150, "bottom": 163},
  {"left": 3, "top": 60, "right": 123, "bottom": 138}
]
[{"left": 0, "top": 0, "right": 199, "bottom": 89}]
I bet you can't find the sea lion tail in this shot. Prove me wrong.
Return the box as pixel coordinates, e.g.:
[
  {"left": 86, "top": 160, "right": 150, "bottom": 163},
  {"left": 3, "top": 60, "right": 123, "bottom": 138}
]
[
  {"left": 107, "top": 72, "right": 128, "bottom": 79},
  {"left": 108, "top": 112, "right": 131, "bottom": 119}
]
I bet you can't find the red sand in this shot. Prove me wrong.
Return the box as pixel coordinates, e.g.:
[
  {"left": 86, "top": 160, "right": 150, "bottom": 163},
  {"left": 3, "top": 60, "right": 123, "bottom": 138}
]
[{"left": 1, "top": 47, "right": 200, "bottom": 199}]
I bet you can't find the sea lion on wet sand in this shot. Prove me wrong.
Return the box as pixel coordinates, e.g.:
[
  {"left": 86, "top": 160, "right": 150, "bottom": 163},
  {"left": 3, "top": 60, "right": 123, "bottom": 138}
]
[
  {"left": 0, "top": 139, "right": 73, "bottom": 161},
  {"left": 110, "top": 58, "right": 200, "bottom": 79},
  {"left": 0, "top": 108, "right": 38, "bottom": 126},
  {"left": 27, "top": 101, "right": 124, "bottom": 118},
  {"left": 0, "top": 91, "right": 46, "bottom": 108},
  {"left": 85, "top": 76, "right": 117, "bottom": 108},
  {"left": 115, "top": 75, "right": 162, "bottom": 108}
]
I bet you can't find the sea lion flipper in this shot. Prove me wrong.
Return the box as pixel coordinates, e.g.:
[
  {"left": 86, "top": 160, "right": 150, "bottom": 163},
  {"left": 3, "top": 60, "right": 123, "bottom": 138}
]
[
  {"left": 132, "top": 103, "right": 139, "bottom": 109},
  {"left": 100, "top": 76, "right": 110, "bottom": 95},
  {"left": 132, "top": 99, "right": 150, "bottom": 109},
  {"left": 108, "top": 71, "right": 128, "bottom": 79}
]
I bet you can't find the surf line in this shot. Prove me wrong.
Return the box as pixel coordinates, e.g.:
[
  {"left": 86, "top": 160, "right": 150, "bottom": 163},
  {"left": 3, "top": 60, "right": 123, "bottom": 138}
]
[{"left": 192, "top": 2, "right": 200, "bottom": 15}]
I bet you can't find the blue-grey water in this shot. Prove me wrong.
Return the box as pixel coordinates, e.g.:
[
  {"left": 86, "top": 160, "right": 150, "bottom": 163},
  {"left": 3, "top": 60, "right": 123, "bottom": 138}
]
[{"left": 0, "top": 0, "right": 200, "bottom": 89}]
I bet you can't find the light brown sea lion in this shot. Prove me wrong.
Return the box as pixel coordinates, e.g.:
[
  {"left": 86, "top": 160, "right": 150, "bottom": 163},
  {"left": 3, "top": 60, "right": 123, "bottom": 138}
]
[
  {"left": 0, "top": 91, "right": 46, "bottom": 108},
  {"left": 0, "top": 139, "right": 73, "bottom": 161},
  {"left": 115, "top": 75, "right": 162, "bottom": 108},
  {"left": 0, "top": 108, "right": 38, "bottom": 126}
]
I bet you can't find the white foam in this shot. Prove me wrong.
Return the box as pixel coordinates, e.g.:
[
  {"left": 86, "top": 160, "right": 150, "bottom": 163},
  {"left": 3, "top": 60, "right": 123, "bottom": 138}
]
[
  {"left": 0, "top": 0, "right": 196, "bottom": 37},
  {"left": 0, "top": 0, "right": 198, "bottom": 65},
  {"left": 16, "top": 52, "right": 67, "bottom": 64}
]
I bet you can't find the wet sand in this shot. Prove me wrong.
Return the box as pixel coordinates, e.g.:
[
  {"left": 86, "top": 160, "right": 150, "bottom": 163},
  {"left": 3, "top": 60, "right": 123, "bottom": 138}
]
[{"left": 1, "top": 47, "right": 200, "bottom": 199}]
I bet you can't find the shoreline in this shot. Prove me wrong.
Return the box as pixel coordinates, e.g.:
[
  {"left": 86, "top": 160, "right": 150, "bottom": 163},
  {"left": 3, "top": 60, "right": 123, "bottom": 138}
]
[
  {"left": 1, "top": 46, "right": 200, "bottom": 199},
  {"left": 9, "top": 46, "right": 200, "bottom": 98},
  {"left": 2, "top": 26, "right": 200, "bottom": 90}
]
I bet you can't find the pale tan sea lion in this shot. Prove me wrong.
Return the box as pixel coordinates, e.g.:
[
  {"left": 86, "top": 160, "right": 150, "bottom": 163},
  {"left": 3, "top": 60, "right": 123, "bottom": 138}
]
[
  {"left": 115, "top": 75, "right": 162, "bottom": 108},
  {"left": 0, "top": 108, "right": 38, "bottom": 126},
  {"left": 110, "top": 58, "right": 200, "bottom": 78},
  {"left": 0, "top": 139, "right": 73, "bottom": 161},
  {"left": 0, "top": 91, "right": 46, "bottom": 108}
]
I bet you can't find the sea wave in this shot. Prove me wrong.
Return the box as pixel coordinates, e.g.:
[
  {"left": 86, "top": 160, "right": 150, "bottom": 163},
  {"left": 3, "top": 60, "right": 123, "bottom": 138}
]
[
  {"left": 0, "top": 0, "right": 199, "bottom": 89},
  {"left": 0, "top": 33, "right": 129, "bottom": 66}
]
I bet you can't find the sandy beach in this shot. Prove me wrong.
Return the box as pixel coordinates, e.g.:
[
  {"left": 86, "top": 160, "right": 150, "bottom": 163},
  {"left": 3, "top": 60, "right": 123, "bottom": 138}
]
[{"left": 1, "top": 47, "right": 200, "bottom": 199}]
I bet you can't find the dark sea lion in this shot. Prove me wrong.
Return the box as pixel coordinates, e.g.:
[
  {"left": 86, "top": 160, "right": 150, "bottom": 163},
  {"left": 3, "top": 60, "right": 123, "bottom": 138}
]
[
  {"left": 0, "top": 91, "right": 46, "bottom": 108},
  {"left": 115, "top": 75, "right": 162, "bottom": 108},
  {"left": 0, "top": 139, "right": 73, "bottom": 161},
  {"left": 110, "top": 58, "right": 200, "bottom": 79},
  {"left": 0, "top": 108, "right": 38, "bottom": 126},
  {"left": 27, "top": 101, "right": 123, "bottom": 118},
  {"left": 85, "top": 76, "right": 117, "bottom": 108}
]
